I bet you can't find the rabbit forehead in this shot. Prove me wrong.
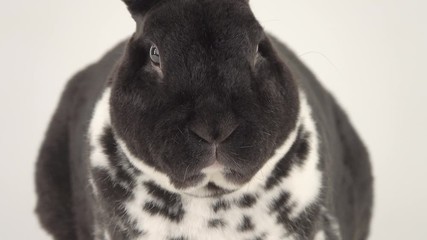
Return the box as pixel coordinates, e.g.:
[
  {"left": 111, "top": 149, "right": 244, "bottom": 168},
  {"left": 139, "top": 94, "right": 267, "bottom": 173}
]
[
  {"left": 134, "top": 0, "right": 261, "bottom": 44},
  {"left": 125, "top": 0, "right": 249, "bottom": 15}
]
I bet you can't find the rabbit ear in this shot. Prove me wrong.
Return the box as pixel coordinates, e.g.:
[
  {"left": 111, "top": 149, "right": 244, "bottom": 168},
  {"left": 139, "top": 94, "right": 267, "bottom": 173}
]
[{"left": 122, "top": 0, "right": 166, "bottom": 14}]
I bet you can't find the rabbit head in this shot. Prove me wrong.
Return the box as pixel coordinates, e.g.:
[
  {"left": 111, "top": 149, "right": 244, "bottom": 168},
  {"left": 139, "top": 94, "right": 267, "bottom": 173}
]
[{"left": 110, "top": 0, "right": 300, "bottom": 197}]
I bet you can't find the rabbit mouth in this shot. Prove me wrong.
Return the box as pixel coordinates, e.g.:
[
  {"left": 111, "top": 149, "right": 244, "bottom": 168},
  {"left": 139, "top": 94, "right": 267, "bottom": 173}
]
[{"left": 157, "top": 140, "right": 261, "bottom": 195}]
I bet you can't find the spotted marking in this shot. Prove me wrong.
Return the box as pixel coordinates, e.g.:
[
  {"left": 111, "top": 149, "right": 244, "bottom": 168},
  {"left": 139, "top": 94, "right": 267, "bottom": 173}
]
[
  {"left": 208, "top": 219, "right": 227, "bottom": 228},
  {"left": 212, "top": 199, "right": 231, "bottom": 213},
  {"left": 238, "top": 215, "right": 255, "bottom": 232},
  {"left": 142, "top": 200, "right": 185, "bottom": 223},
  {"left": 237, "top": 194, "right": 257, "bottom": 208}
]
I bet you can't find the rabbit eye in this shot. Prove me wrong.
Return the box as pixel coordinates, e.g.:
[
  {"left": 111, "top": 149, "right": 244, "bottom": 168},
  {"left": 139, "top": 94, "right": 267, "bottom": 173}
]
[{"left": 150, "top": 45, "right": 160, "bottom": 65}]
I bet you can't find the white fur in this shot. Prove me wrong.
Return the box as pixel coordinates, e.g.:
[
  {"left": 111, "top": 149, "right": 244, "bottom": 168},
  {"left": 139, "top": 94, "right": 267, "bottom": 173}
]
[
  {"left": 282, "top": 93, "right": 322, "bottom": 218},
  {"left": 103, "top": 231, "right": 112, "bottom": 240},
  {"left": 314, "top": 231, "right": 326, "bottom": 240},
  {"left": 88, "top": 88, "right": 112, "bottom": 170}
]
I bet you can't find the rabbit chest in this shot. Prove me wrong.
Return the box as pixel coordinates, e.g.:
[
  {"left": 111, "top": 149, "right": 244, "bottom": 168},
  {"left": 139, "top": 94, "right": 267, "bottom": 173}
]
[{"left": 87, "top": 89, "right": 341, "bottom": 240}]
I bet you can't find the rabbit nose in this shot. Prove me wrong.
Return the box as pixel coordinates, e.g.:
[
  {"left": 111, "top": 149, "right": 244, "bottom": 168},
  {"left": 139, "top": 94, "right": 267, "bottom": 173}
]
[{"left": 189, "top": 122, "right": 238, "bottom": 144}]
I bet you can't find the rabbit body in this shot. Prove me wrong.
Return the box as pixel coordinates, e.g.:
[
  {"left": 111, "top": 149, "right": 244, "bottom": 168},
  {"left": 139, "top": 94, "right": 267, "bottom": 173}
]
[{"left": 35, "top": 1, "right": 373, "bottom": 240}]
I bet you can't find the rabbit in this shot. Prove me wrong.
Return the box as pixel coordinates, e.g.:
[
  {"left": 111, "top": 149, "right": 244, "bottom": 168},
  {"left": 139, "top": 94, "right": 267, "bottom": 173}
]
[{"left": 35, "top": 0, "right": 373, "bottom": 239}]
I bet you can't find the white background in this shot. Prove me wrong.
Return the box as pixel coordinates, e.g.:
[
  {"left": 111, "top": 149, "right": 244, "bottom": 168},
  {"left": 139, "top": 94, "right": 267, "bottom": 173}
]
[{"left": 1, "top": 0, "right": 426, "bottom": 239}]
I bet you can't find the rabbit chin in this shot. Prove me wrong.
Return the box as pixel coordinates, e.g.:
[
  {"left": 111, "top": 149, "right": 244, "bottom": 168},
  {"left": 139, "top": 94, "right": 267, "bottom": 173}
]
[{"left": 180, "top": 170, "right": 242, "bottom": 198}]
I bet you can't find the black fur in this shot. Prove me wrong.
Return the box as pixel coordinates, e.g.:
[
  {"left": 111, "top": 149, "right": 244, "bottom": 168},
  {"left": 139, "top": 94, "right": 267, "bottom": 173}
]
[
  {"left": 122, "top": 0, "right": 166, "bottom": 14},
  {"left": 110, "top": 0, "right": 299, "bottom": 189},
  {"left": 35, "top": 41, "right": 127, "bottom": 240},
  {"left": 35, "top": 0, "right": 373, "bottom": 239}
]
